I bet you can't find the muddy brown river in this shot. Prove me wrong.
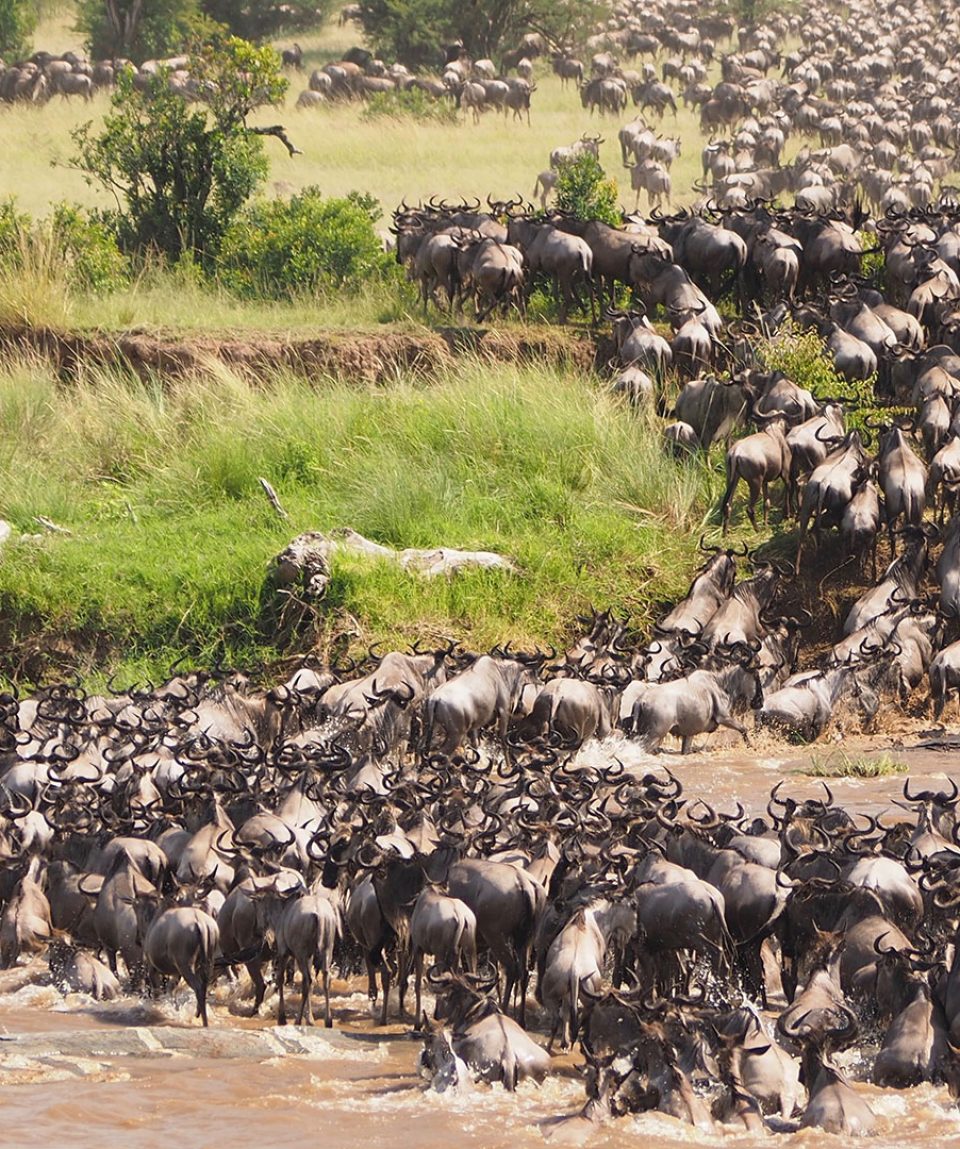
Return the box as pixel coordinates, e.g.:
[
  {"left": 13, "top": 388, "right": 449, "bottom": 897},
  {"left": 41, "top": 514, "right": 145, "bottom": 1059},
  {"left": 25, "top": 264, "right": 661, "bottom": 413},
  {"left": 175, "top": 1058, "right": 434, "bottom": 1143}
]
[{"left": 3, "top": 733, "right": 960, "bottom": 1149}]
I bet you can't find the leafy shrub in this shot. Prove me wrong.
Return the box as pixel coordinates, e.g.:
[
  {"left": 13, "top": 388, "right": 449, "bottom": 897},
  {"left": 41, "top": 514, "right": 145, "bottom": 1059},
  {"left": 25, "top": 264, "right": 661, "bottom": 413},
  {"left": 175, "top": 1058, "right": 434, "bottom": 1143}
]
[
  {"left": 360, "top": 86, "right": 458, "bottom": 125},
  {"left": 71, "top": 41, "right": 287, "bottom": 265},
  {"left": 0, "top": 0, "right": 37, "bottom": 60},
  {"left": 760, "top": 323, "right": 874, "bottom": 400},
  {"left": 0, "top": 199, "right": 29, "bottom": 258},
  {"left": 47, "top": 205, "right": 128, "bottom": 293},
  {"left": 0, "top": 198, "right": 127, "bottom": 294},
  {"left": 217, "top": 187, "right": 395, "bottom": 299},
  {"left": 75, "top": 0, "right": 210, "bottom": 62},
  {"left": 554, "top": 153, "right": 621, "bottom": 228},
  {"left": 201, "top": 0, "right": 331, "bottom": 41},
  {"left": 759, "top": 323, "right": 878, "bottom": 432}
]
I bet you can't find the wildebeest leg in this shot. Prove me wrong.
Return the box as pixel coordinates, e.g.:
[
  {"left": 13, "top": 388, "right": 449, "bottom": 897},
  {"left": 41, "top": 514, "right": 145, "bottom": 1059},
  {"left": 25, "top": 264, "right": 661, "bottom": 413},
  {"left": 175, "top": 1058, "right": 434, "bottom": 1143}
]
[
  {"left": 720, "top": 473, "right": 738, "bottom": 534},
  {"left": 297, "top": 955, "right": 313, "bottom": 1025},
  {"left": 397, "top": 946, "right": 412, "bottom": 1016},
  {"left": 186, "top": 964, "right": 210, "bottom": 1027},
  {"left": 277, "top": 953, "right": 290, "bottom": 1025},
  {"left": 247, "top": 959, "right": 266, "bottom": 1015},
  {"left": 547, "top": 1008, "right": 560, "bottom": 1054},
  {"left": 363, "top": 953, "right": 378, "bottom": 1002},
  {"left": 717, "top": 712, "right": 749, "bottom": 743},
  {"left": 379, "top": 952, "right": 392, "bottom": 1026},
  {"left": 746, "top": 478, "right": 761, "bottom": 529},
  {"left": 557, "top": 279, "right": 570, "bottom": 324},
  {"left": 681, "top": 734, "right": 695, "bottom": 754},
  {"left": 517, "top": 951, "right": 531, "bottom": 1028},
  {"left": 738, "top": 941, "right": 766, "bottom": 1008},
  {"left": 323, "top": 965, "right": 332, "bottom": 1028},
  {"left": 413, "top": 949, "right": 424, "bottom": 1021}
]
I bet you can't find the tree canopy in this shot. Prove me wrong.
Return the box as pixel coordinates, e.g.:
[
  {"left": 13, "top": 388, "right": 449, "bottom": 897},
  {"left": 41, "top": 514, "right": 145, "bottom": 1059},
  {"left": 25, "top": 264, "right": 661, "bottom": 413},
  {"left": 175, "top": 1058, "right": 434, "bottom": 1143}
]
[
  {"left": 70, "top": 37, "right": 292, "bottom": 265},
  {"left": 77, "top": 0, "right": 331, "bottom": 59},
  {"left": 0, "top": 0, "right": 37, "bottom": 60},
  {"left": 357, "top": 0, "right": 606, "bottom": 70},
  {"left": 75, "top": 0, "right": 211, "bottom": 62},
  {"left": 201, "top": 0, "right": 332, "bottom": 43}
]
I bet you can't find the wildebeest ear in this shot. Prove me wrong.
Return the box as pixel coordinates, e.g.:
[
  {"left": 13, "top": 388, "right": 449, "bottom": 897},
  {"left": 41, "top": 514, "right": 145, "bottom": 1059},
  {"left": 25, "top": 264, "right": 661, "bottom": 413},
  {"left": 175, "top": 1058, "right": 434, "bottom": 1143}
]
[{"left": 750, "top": 1043, "right": 772, "bottom": 1057}]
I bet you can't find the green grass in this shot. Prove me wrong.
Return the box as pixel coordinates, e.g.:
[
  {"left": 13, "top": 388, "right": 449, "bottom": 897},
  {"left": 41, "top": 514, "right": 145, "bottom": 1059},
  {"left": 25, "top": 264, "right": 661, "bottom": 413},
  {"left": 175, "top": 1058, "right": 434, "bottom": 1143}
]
[
  {"left": 71, "top": 265, "right": 421, "bottom": 333},
  {"left": 0, "top": 354, "right": 719, "bottom": 683},
  {"left": 799, "top": 750, "right": 909, "bottom": 778}
]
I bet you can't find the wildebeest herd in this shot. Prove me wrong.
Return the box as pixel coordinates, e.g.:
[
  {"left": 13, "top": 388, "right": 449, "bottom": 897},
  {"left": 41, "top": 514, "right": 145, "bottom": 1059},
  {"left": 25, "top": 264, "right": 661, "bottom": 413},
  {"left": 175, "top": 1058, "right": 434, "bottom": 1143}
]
[
  {"left": 3, "top": 656, "right": 960, "bottom": 1134},
  {"left": 9, "top": 0, "right": 960, "bottom": 1138}
]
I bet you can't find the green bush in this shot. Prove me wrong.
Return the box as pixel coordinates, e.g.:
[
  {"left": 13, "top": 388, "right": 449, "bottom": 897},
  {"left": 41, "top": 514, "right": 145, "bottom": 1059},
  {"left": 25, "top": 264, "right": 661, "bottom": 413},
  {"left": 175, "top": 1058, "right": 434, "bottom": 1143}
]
[
  {"left": 0, "top": 198, "right": 29, "bottom": 257},
  {"left": 71, "top": 40, "right": 288, "bottom": 265},
  {"left": 75, "top": 0, "right": 211, "bottom": 62},
  {"left": 760, "top": 323, "right": 875, "bottom": 401},
  {"left": 201, "top": 0, "right": 332, "bottom": 41},
  {"left": 217, "top": 187, "right": 395, "bottom": 300},
  {"left": 360, "top": 87, "right": 458, "bottom": 126},
  {"left": 356, "top": 0, "right": 606, "bottom": 70},
  {"left": 759, "top": 323, "right": 878, "bottom": 430},
  {"left": 553, "top": 153, "right": 621, "bottom": 228},
  {"left": 0, "top": 198, "right": 127, "bottom": 294},
  {"left": 48, "top": 205, "right": 128, "bottom": 293},
  {"left": 0, "top": 0, "right": 37, "bottom": 60}
]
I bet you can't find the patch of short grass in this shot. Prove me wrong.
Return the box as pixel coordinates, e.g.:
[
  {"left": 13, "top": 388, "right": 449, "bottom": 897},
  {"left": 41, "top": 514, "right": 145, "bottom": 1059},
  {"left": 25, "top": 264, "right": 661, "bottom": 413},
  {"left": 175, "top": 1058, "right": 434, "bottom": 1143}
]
[{"left": 799, "top": 750, "right": 909, "bottom": 778}]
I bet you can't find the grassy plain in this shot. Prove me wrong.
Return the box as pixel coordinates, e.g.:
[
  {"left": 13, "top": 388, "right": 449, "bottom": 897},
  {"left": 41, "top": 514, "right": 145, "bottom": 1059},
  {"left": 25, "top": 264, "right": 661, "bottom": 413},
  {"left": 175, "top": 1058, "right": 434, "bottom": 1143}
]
[{"left": 2, "top": 6, "right": 736, "bottom": 222}]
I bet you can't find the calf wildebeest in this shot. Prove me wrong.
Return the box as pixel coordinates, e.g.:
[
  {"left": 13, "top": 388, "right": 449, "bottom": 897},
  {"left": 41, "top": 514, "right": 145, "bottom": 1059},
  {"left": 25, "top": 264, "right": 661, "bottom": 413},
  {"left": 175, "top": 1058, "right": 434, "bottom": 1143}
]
[
  {"left": 409, "top": 886, "right": 477, "bottom": 1019},
  {"left": 273, "top": 883, "right": 341, "bottom": 1027}
]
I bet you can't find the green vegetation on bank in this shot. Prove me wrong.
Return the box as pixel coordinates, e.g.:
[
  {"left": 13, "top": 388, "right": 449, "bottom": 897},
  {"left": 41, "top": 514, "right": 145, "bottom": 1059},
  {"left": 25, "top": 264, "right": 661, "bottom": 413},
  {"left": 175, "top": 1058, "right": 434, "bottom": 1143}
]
[
  {"left": 800, "top": 750, "right": 908, "bottom": 778},
  {"left": 0, "top": 355, "right": 717, "bottom": 683}
]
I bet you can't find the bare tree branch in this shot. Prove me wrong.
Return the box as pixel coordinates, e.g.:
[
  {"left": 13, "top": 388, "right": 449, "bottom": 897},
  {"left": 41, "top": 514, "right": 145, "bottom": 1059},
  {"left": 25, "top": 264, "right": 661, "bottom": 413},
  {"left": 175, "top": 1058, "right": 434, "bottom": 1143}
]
[
  {"left": 249, "top": 124, "right": 302, "bottom": 157},
  {"left": 259, "top": 477, "right": 289, "bottom": 520}
]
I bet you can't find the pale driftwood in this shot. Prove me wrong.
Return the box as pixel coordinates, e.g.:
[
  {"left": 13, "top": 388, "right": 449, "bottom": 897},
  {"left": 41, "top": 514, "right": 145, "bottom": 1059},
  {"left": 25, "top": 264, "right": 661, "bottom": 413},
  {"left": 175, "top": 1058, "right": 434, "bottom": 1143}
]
[
  {"left": 272, "top": 529, "right": 514, "bottom": 597},
  {"left": 258, "top": 477, "right": 289, "bottom": 520},
  {"left": 399, "top": 547, "right": 515, "bottom": 576},
  {"left": 35, "top": 516, "right": 71, "bottom": 535}
]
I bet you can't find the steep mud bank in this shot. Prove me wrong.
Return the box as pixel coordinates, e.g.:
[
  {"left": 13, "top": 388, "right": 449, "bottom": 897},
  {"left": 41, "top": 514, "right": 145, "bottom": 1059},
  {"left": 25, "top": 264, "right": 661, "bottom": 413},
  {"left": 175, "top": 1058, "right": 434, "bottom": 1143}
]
[{"left": 0, "top": 323, "right": 606, "bottom": 383}]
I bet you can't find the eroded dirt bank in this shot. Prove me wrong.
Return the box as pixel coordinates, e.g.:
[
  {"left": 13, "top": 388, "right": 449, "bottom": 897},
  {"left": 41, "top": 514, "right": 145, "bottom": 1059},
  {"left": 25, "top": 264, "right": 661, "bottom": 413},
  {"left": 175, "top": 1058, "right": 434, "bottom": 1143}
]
[{"left": 0, "top": 323, "right": 607, "bottom": 383}]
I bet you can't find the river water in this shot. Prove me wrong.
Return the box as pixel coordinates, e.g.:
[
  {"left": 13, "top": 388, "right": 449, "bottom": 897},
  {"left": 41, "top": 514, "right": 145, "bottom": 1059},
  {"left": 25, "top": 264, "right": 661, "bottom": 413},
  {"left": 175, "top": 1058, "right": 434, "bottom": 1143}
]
[{"left": 3, "top": 732, "right": 960, "bottom": 1149}]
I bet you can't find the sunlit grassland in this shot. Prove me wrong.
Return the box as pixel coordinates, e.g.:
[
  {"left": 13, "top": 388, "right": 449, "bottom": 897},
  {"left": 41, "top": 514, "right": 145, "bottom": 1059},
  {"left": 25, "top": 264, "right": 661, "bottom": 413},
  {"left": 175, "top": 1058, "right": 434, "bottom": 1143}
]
[
  {"left": 4, "top": 6, "right": 807, "bottom": 222},
  {"left": 0, "top": 354, "right": 720, "bottom": 682}
]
